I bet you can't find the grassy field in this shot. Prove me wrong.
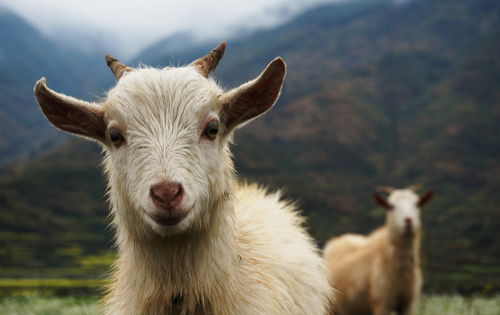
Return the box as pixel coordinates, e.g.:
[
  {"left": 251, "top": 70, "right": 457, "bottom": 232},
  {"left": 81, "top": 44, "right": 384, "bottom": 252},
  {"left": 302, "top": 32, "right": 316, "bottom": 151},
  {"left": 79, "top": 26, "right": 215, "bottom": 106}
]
[
  {"left": 0, "top": 295, "right": 99, "bottom": 315},
  {"left": 418, "top": 295, "right": 500, "bottom": 315},
  {"left": 0, "top": 295, "right": 499, "bottom": 314}
]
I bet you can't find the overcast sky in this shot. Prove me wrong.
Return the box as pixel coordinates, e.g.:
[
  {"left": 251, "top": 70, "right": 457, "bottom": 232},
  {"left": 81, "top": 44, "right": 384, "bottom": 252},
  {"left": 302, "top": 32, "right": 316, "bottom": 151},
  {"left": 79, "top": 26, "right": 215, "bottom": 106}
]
[{"left": 0, "top": 0, "right": 344, "bottom": 59}]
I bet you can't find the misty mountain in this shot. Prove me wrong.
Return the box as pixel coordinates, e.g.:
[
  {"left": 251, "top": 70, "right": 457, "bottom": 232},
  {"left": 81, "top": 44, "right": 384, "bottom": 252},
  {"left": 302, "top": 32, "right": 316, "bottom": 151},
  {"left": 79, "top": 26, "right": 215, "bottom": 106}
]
[
  {"left": 1, "top": 0, "right": 499, "bottom": 293},
  {"left": 0, "top": 10, "right": 114, "bottom": 164},
  {"left": 134, "top": 31, "right": 197, "bottom": 66}
]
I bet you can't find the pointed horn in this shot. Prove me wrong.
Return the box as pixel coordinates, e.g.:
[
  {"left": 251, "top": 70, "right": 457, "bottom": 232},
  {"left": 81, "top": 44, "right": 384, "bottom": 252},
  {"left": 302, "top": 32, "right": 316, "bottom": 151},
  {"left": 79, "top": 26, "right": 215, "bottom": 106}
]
[
  {"left": 407, "top": 184, "right": 422, "bottom": 192},
  {"left": 105, "top": 54, "right": 133, "bottom": 81},
  {"left": 376, "top": 186, "right": 396, "bottom": 194},
  {"left": 189, "top": 42, "right": 226, "bottom": 78}
]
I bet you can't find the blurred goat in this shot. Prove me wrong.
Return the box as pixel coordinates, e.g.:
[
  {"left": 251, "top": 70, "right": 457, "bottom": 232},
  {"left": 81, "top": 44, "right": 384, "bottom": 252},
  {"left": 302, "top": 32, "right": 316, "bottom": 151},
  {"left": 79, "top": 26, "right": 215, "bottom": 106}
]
[
  {"left": 324, "top": 187, "right": 434, "bottom": 315},
  {"left": 34, "top": 42, "right": 333, "bottom": 315}
]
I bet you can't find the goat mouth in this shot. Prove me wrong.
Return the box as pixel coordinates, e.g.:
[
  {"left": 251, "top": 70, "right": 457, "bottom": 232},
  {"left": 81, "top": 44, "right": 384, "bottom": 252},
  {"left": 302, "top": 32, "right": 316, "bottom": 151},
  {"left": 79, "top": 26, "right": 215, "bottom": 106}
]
[
  {"left": 403, "top": 226, "right": 415, "bottom": 234},
  {"left": 147, "top": 208, "right": 191, "bottom": 226}
]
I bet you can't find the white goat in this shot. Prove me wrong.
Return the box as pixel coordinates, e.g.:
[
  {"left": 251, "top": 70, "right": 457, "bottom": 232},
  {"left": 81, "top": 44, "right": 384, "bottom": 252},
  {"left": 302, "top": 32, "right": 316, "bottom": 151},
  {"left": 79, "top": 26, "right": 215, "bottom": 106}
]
[
  {"left": 323, "top": 187, "right": 434, "bottom": 315},
  {"left": 34, "top": 42, "right": 333, "bottom": 315}
]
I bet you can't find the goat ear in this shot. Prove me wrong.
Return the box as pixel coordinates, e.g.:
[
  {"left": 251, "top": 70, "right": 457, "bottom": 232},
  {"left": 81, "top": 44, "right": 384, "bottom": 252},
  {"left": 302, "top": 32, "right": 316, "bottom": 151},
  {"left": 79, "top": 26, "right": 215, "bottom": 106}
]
[
  {"left": 34, "top": 78, "right": 106, "bottom": 143},
  {"left": 418, "top": 189, "right": 434, "bottom": 207},
  {"left": 221, "top": 57, "right": 286, "bottom": 131},
  {"left": 373, "top": 192, "right": 392, "bottom": 210}
]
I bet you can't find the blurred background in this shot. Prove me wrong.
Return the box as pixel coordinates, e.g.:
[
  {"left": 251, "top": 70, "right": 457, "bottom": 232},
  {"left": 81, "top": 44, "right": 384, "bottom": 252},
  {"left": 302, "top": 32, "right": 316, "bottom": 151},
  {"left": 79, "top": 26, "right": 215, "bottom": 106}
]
[{"left": 0, "top": 0, "right": 499, "bottom": 309}]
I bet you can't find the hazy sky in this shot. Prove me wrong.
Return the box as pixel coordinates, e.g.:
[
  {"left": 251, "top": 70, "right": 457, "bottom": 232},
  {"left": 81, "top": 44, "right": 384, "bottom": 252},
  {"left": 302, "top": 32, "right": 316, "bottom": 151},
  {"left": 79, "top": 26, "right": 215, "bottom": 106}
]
[{"left": 0, "top": 0, "right": 342, "bottom": 59}]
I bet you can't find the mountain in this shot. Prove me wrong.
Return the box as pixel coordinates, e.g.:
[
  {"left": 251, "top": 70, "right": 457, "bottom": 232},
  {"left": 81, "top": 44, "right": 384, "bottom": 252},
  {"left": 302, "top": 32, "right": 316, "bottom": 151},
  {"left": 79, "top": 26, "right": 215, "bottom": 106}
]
[
  {"left": 134, "top": 31, "right": 197, "bottom": 66},
  {"left": 0, "top": 10, "right": 115, "bottom": 165},
  {"left": 1, "top": 0, "right": 499, "bottom": 293}
]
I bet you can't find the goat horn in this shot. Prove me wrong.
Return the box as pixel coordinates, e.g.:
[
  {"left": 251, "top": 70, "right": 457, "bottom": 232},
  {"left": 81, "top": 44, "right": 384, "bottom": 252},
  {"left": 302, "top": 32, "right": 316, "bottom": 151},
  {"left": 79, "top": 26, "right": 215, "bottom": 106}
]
[
  {"left": 407, "top": 184, "right": 422, "bottom": 192},
  {"left": 376, "top": 186, "right": 396, "bottom": 193},
  {"left": 105, "top": 54, "right": 133, "bottom": 81},
  {"left": 189, "top": 42, "right": 226, "bottom": 78}
]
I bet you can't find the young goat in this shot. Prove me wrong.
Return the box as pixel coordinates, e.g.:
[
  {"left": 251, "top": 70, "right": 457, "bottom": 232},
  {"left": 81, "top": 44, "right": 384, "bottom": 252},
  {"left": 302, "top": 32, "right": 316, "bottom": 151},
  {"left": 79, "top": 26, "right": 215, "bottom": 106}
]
[
  {"left": 324, "top": 187, "right": 434, "bottom": 315},
  {"left": 34, "top": 42, "right": 333, "bottom": 315}
]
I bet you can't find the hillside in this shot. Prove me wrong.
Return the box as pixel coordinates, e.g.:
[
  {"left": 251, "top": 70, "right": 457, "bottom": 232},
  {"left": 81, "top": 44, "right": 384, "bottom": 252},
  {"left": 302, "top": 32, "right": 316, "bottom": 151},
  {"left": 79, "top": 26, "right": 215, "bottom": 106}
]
[
  {"left": 0, "top": 11, "right": 114, "bottom": 165},
  {"left": 0, "top": 0, "right": 499, "bottom": 293}
]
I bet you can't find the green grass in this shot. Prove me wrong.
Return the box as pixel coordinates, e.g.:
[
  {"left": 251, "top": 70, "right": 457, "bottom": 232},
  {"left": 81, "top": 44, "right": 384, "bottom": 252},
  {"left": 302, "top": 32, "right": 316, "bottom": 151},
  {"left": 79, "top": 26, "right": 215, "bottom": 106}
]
[
  {"left": 416, "top": 295, "right": 500, "bottom": 315},
  {"left": 0, "top": 295, "right": 498, "bottom": 314},
  {"left": 0, "top": 295, "right": 99, "bottom": 315}
]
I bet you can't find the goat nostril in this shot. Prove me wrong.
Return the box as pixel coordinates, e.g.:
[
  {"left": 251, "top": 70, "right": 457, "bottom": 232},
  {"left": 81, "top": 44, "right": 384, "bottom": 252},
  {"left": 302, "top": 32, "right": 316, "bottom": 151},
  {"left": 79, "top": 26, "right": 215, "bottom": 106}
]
[{"left": 150, "top": 182, "right": 184, "bottom": 209}]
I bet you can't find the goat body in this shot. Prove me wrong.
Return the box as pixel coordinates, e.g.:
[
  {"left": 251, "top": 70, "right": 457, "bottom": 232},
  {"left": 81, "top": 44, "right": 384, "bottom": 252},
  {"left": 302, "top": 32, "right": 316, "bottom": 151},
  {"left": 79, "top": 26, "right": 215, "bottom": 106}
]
[
  {"left": 324, "top": 189, "right": 433, "bottom": 315},
  {"left": 34, "top": 42, "right": 333, "bottom": 315},
  {"left": 324, "top": 227, "right": 421, "bottom": 315}
]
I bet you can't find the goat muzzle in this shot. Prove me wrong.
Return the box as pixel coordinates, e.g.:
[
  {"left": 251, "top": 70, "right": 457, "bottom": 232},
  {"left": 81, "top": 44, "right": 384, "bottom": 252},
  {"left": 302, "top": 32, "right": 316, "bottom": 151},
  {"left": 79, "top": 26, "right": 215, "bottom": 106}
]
[{"left": 149, "top": 182, "right": 189, "bottom": 226}]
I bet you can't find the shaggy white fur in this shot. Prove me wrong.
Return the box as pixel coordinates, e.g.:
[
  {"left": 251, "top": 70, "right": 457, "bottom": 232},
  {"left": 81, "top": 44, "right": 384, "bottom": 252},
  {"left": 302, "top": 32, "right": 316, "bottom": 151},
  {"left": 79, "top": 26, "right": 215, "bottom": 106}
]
[{"left": 34, "top": 44, "right": 333, "bottom": 315}]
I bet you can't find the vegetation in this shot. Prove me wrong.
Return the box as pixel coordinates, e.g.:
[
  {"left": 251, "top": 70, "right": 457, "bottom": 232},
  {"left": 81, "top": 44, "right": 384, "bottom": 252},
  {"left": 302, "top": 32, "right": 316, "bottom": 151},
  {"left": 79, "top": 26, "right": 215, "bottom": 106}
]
[
  {"left": 0, "top": 295, "right": 99, "bottom": 315},
  {"left": 416, "top": 295, "right": 500, "bottom": 315},
  {"left": 0, "top": 295, "right": 498, "bottom": 315}
]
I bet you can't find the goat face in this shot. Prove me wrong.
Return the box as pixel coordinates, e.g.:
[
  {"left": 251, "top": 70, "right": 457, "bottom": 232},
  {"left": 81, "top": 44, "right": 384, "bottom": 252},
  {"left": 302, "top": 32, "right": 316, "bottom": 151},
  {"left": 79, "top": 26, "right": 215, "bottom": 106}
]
[
  {"left": 104, "top": 68, "right": 228, "bottom": 235},
  {"left": 373, "top": 188, "right": 434, "bottom": 235},
  {"left": 388, "top": 190, "right": 422, "bottom": 235},
  {"left": 34, "top": 42, "right": 286, "bottom": 237}
]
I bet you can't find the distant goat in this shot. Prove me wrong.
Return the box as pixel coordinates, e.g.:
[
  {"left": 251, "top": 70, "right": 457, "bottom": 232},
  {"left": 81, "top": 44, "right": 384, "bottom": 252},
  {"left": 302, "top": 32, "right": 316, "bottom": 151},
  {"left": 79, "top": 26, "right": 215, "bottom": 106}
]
[
  {"left": 34, "top": 42, "right": 333, "bottom": 315},
  {"left": 324, "top": 187, "right": 434, "bottom": 315}
]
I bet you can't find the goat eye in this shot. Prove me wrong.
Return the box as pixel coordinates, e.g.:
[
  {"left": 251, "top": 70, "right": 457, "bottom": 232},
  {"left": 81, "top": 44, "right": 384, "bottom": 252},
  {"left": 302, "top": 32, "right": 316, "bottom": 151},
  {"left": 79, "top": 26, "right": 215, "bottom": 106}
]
[
  {"left": 203, "top": 121, "right": 218, "bottom": 140},
  {"left": 109, "top": 129, "right": 124, "bottom": 146}
]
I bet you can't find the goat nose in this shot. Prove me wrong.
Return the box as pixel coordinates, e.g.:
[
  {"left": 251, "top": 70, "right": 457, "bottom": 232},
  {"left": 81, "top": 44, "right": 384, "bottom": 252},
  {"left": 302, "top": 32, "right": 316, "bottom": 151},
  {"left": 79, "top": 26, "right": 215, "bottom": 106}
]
[
  {"left": 405, "top": 218, "right": 413, "bottom": 227},
  {"left": 150, "top": 182, "right": 184, "bottom": 210}
]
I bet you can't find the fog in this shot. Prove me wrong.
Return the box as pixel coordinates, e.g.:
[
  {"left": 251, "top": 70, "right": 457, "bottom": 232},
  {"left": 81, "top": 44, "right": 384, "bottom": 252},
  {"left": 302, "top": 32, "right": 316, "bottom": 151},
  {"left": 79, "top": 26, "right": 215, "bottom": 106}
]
[{"left": 0, "top": 0, "right": 348, "bottom": 59}]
